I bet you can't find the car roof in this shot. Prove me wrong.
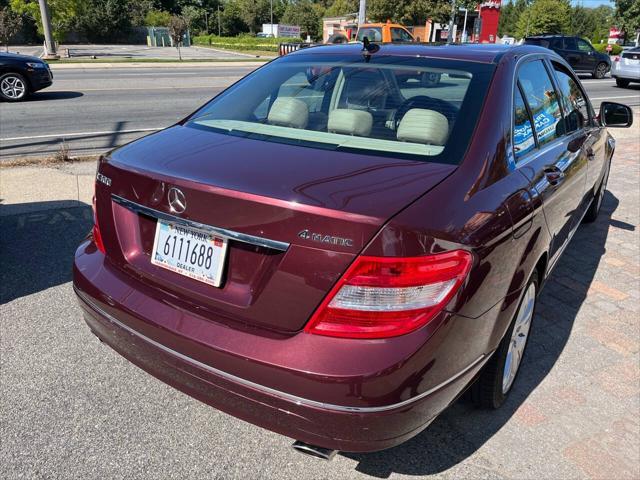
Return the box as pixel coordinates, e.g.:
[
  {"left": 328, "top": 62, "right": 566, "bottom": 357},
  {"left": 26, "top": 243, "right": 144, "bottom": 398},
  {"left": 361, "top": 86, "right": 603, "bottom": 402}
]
[{"left": 286, "top": 43, "right": 551, "bottom": 64}]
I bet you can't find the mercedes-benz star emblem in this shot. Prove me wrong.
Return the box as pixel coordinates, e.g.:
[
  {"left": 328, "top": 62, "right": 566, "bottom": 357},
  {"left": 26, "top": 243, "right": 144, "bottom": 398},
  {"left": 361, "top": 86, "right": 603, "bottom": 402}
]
[{"left": 168, "top": 187, "right": 186, "bottom": 214}]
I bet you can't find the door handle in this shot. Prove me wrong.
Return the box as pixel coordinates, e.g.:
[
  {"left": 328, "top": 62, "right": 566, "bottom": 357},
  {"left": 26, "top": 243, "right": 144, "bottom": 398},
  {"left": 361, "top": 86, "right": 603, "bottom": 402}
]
[
  {"left": 544, "top": 166, "right": 565, "bottom": 185},
  {"left": 586, "top": 148, "right": 596, "bottom": 160}
]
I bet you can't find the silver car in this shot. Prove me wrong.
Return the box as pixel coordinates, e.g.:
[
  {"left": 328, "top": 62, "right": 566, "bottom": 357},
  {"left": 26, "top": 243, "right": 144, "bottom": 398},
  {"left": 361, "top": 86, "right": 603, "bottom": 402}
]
[{"left": 612, "top": 47, "right": 640, "bottom": 88}]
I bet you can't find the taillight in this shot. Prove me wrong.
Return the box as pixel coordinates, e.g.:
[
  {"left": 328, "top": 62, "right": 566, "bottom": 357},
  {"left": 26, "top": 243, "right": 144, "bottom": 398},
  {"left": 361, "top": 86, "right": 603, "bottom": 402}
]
[
  {"left": 306, "top": 250, "right": 473, "bottom": 339},
  {"left": 613, "top": 56, "right": 620, "bottom": 62},
  {"left": 92, "top": 194, "right": 106, "bottom": 254}
]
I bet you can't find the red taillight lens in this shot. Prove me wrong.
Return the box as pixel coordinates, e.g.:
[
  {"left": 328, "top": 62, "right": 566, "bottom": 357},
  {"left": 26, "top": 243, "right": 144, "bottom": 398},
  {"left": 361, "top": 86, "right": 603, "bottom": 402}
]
[
  {"left": 613, "top": 56, "right": 620, "bottom": 62},
  {"left": 306, "top": 250, "right": 473, "bottom": 339},
  {"left": 92, "top": 194, "right": 106, "bottom": 254}
]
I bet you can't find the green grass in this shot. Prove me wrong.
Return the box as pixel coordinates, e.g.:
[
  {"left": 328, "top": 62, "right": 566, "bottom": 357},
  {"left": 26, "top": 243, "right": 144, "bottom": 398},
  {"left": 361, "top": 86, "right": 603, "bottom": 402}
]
[{"left": 192, "top": 34, "right": 297, "bottom": 53}]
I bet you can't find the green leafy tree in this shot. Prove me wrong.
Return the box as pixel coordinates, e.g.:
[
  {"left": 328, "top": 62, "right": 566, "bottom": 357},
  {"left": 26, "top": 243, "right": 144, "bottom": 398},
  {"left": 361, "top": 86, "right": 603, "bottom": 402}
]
[
  {"left": 498, "top": 0, "right": 527, "bottom": 37},
  {"left": 614, "top": 0, "right": 640, "bottom": 37},
  {"left": 325, "top": 0, "right": 357, "bottom": 17},
  {"left": 281, "top": 0, "right": 324, "bottom": 39},
  {"left": 516, "top": 0, "right": 571, "bottom": 38},
  {"left": 10, "top": 0, "right": 81, "bottom": 42},
  {"left": 128, "top": 0, "right": 154, "bottom": 27},
  {"left": 219, "top": 0, "right": 246, "bottom": 36},
  {"left": 75, "top": 0, "right": 131, "bottom": 42},
  {"left": 236, "top": 0, "right": 270, "bottom": 34},
  {"left": 145, "top": 9, "right": 172, "bottom": 27},
  {"left": 0, "top": 5, "right": 21, "bottom": 50}
]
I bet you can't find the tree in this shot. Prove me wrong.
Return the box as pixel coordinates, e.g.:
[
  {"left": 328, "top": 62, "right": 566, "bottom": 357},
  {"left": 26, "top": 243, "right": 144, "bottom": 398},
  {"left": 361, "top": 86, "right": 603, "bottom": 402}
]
[
  {"left": 325, "top": 0, "right": 357, "bottom": 17},
  {"left": 236, "top": 0, "right": 270, "bottom": 34},
  {"left": 516, "top": 0, "right": 571, "bottom": 38},
  {"left": 10, "top": 0, "right": 81, "bottom": 42},
  {"left": 145, "top": 9, "right": 172, "bottom": 27},
  {"left": 75, "top": 0, "right": 131, "bottom": 42},
  {"left": 281, "top": 0, "right": 323, "bottom": 39},
  {"left": 614, "top": 0, "right": 640, "bottom": 38},
  {"left": 0, "top": 6, "right": 21, "bottom": 51},
  {"left": 168, "top": 14, "right": 188, "bottom": 59},
  {"left": 128, "top": 0, "right": 154, "bottom": 27},
  {"left": 498, "top": 0, "right": 527, "bottom": 38}
]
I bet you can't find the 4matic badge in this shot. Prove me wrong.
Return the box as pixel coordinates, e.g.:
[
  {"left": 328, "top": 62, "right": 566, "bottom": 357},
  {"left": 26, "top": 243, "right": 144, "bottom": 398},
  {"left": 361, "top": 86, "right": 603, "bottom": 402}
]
[{"left": 298, "top": 229, "right": 354, "bottom": 247}]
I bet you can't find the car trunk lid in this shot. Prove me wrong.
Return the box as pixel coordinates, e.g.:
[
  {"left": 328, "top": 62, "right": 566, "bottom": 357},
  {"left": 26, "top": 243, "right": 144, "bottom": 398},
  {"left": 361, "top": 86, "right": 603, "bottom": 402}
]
[{"left": 95, "top": 125, "right": 455, "bottom": 333}]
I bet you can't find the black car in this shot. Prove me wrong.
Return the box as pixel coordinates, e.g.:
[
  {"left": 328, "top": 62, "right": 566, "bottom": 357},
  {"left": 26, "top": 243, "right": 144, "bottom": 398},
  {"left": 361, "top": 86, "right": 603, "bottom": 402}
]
[
  {"left": 0, "top": 52, "right": 53, "bottom": 102},
  {"left": 524, "top": 35, "right": 611, "bottom": 79}
]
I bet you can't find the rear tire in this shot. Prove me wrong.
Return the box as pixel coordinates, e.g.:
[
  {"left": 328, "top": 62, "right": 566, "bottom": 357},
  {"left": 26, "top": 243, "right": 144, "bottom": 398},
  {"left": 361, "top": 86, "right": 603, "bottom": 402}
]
[
  {"left": 472, "top": 273, "right": 538, "bottom": 409},
  {"left": 592, "top": 62, "right": 608, "bottom": 79},
  {"left": 0, "top": 72, "right": 29, "bottom": 102},
  {"left": 615, "top": 78, "right": 630, "bottom": 88},
  {"left": 583, "top": 159, "right": 610, "bottom": 223}
]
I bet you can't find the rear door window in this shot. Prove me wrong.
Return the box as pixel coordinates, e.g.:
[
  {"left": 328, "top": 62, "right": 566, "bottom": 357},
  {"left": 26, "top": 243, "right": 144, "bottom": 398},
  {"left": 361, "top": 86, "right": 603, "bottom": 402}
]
[
  {"left": 513, "top": 86, "right": 536, "bottom": 161},
  {"left": 564, "top": 37, "right": 577, "bottom": 51},
  {"left": 551, "top": 62, "right": 592, "bottom": 133},
  {"left": 517, "top": 60, "right": 563, "bottom": 147}
]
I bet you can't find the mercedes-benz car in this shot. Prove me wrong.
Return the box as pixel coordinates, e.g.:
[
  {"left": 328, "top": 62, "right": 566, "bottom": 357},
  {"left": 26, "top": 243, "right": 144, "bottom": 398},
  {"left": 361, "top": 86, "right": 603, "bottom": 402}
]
[
  {"left": 73, "top": 43, "right": 632, "bottom": 457},
  {"left": 0, "top": 52, "right": 53, "bottom": 102}
]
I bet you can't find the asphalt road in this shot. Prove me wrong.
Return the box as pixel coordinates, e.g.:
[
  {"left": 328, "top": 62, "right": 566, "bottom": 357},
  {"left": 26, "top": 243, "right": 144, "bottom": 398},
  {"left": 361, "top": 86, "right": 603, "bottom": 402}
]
[
  {"left": 1, "top": 65, "right": 639, "bottom": 160},
  {"left": 0, "top": 65, "right": 259, "bottom": 159}
]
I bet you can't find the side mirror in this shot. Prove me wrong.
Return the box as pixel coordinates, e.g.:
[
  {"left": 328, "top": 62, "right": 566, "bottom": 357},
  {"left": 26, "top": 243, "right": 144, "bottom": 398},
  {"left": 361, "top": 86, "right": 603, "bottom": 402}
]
[{"left": 600, "top": 101, "right": 633, "bottom": 127}]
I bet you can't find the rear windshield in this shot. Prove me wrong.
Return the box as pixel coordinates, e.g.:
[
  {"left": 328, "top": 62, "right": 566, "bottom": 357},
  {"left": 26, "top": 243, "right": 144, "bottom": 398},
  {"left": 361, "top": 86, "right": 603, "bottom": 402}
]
[{"left": 187, "top": 53, "right": 495, "bottom": 164}]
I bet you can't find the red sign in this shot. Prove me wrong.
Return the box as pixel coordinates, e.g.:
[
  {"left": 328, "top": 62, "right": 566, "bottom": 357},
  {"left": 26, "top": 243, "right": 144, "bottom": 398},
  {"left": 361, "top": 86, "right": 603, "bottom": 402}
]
[{"left": 606, "top": 44, "right": 613, "bottom": 52}]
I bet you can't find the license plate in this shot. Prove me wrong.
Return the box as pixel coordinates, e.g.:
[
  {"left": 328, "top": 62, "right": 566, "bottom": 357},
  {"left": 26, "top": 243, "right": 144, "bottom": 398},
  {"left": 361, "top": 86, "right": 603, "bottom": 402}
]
[{"left": 151, "top": 220, "right": 228, "bottom": 287}]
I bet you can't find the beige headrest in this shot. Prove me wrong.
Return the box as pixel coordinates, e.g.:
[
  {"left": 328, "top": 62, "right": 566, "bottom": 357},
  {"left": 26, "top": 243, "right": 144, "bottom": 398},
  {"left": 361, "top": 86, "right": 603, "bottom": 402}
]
[
  {"left": 397, "top": 109, "right": 450, "bottom": 146},
  {"left": 267, "top": 97, "right": 309, "bottom": 129},
  {"left": 328, "top": 109, "right": 373, "bottom": 136}
]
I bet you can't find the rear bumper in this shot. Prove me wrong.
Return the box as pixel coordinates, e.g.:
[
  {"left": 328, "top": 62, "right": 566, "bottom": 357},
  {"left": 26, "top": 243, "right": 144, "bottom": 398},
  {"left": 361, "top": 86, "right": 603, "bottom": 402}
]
[
  {"left": 612, "top": 64, "right": 640, "bottom": 81},
  {"left": 73, "top": 240, "right": 504, "bottom": 452}
]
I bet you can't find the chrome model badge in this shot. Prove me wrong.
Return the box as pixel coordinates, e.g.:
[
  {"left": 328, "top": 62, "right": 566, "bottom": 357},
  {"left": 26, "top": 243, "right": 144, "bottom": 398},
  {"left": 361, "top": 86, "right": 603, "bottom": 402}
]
[
  {"left": 168, "top": 187, "right": 186, "bottom": 214},
  {"left": 96, "top": 172, "right": 111, "bottom": 187},
  {"left": 298, "top": 229, "right": 354, "bottom": 247}
]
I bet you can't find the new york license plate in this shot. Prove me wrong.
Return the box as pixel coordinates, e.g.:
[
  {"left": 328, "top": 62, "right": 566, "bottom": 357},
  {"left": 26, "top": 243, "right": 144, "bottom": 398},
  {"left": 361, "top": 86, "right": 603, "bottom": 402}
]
[{"left": 151, "top": 220, "right": 228, "bottom": 287}]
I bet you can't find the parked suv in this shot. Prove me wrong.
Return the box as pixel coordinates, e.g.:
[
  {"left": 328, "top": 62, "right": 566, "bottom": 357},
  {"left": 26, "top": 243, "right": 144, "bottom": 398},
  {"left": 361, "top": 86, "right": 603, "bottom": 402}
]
[{"left": 524, "top": 35, "right": 611, "bottom": 78}]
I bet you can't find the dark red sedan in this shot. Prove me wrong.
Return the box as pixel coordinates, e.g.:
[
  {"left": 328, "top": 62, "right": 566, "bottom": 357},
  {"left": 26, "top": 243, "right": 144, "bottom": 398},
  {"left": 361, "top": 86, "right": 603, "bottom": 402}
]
[{"left": 73, "top": 44, "right": 632, "bottom": 457}]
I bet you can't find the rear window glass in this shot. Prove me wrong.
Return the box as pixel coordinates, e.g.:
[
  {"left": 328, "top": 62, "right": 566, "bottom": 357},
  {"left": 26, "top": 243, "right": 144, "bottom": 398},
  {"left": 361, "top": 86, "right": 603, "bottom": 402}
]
[
  {"left": 357, "top": 27, "right": 383, "bottom": 42},
  {"left": 187, "top": 54, "right": 495, "bottom": 164},
  {"left": 517, "top": 60, "right": 562, "bottom": 147}
]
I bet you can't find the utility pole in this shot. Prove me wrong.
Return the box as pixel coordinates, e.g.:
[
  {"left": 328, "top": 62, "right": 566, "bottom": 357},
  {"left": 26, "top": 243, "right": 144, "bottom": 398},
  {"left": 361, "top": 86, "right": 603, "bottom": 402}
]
[
  {"left": 358, "top": 0, "right": 366, "bottom": 26},
  {"left": 217, "top": 3, "right": 221, "bottom": 36},
  {"left": 270, "top": 0, "right": 274, "bottom": 37},
  {"left": 38, "top": 0, "right": 58, "bottom": 59},
  {"left": 446, "top": 0, "right": 457, "bottom": 44}
]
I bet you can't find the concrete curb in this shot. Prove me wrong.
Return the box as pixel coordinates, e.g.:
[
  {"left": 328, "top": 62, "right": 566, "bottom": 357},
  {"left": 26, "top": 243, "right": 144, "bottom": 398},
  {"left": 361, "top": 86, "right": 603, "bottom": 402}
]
[{"left": 48, "top": 60, "right": 269, "bottom": 70}]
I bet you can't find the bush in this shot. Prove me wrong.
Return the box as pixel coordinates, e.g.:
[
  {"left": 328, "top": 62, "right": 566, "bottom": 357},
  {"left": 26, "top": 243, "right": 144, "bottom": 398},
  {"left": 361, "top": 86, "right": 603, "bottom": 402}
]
[
  {"left": 593, "top": 43, "right": 623, "bottom": 55},
  {"left": 192, "top": 34, "right": 300, "bottom": 52}
]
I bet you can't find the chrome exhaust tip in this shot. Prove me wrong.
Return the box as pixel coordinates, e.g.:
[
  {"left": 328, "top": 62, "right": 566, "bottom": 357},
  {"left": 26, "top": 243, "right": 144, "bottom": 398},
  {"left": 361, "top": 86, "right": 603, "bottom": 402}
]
[{"left": 292, "top": 441, "right": 338, "bottom": 461}]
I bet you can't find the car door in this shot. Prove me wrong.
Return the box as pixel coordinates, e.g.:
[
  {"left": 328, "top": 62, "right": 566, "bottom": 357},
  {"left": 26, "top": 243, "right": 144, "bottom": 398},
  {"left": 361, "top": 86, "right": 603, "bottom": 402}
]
[
  {"left": 549, "top": 60, "right": 607, "bottom": 200},
  {"left": 576, "top": 38, "right": 598, "bottom": 73},
  {"left": 561, "top": 37, "right": 582, "bottom": 71},
  {"left": 514, "top": 57, "right": 589, "bottom": 267}
]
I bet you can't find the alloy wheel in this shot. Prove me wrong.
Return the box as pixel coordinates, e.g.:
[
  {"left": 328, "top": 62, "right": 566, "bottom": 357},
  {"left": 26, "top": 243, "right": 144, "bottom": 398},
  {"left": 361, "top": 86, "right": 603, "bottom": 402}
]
[
  {"left": 502, "top": 282, "right": 536, "bottom": 394},
  {"left": 1, "top": 75, "right": 27, "bottom": 100},
  {"left": 595, "top": 63, "right": 607, "bottom": 79}
]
